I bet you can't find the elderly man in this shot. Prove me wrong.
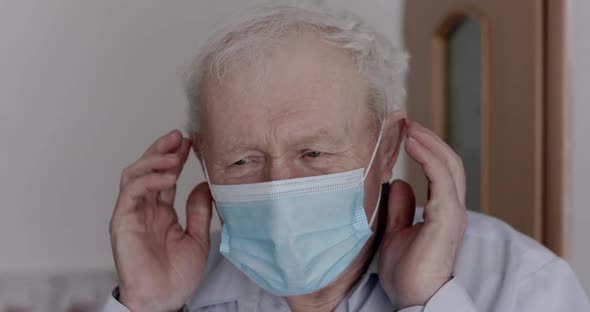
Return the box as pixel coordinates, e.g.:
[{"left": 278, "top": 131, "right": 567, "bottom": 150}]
[{"left": 103, "top": 2, "right": 589, "bottom": 312}]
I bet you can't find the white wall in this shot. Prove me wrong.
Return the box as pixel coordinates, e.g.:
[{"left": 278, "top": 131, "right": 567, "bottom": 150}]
[
  {"left": 568, "top": 0, "right": 590, "bottom": 295},
  {"left": 0, "top": 0, "right": 404, "bottom": 273}
]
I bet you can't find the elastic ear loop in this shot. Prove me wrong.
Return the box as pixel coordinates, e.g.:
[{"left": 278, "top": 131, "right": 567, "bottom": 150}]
[
  {"left": 201, "top": 157, "right": 224, "bottom": 227},
  {"left": 363, "top": 126, "right": 384, "bottom": 227},
  {"left": 201, "top": 157, "right": 217, "bottom": 201}
]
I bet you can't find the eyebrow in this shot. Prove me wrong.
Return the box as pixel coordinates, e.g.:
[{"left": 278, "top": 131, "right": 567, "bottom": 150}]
[{"left": 213, "top": 127, "right": 350, "bottom": 155}]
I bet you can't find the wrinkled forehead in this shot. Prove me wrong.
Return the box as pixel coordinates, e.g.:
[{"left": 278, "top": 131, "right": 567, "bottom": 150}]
[{"left": 198, "top": 31, "right": 374, "bottom": 146}]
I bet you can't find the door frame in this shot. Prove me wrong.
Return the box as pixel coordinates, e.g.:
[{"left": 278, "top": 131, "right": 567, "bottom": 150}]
[{"left": 543, "top": 0, "right": 568, "bottom": 256}]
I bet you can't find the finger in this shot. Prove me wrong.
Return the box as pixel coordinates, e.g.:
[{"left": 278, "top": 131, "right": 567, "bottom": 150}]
[
  {"left": 405, "top": 136, "right": 458, "bottom": 203},
  {"left": 139, "top": 130, "right": 182, "bottom": 205},
  {"left": 159, "top": 138, "right": 192, "bottom": 206},
  {"left": 185, "top": 182, "right": 213, "bottom": 248},
  {"left": 408, "top": 122, "right": 452, "bottom": 153},
  {"left": 142, "top": 130, "right": 183, "bottom": 157},
  {"left": 385, "top": 180, "right": 416, "bottom": 235},
  {"left": 120, "top": 154, "right": 179, "bottom": 187},
  {"left": 407, "top": 122, "right": 466, "bottom": 203},
  {"left": 117, "top": 173, "right": 177, "bottom": 213}
]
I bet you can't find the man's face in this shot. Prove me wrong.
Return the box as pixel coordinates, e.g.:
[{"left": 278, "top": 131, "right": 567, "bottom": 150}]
[{"left": 197, "top": 31, "right": 387, "bottom": 222}]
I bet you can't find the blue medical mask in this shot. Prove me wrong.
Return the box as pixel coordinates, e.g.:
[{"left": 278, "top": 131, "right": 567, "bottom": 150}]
[{"left": 203, "top": 129, "right": 383, "bottom": 296}]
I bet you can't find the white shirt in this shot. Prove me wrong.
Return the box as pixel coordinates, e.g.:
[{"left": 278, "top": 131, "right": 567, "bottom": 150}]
[{"left": 102, "top": 209, "right": 590, "bottom": 311}]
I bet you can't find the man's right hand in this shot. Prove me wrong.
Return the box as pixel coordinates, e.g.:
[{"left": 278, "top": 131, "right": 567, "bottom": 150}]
[{"left": 109, "top": 130, "right": 213, "bottom": 312}]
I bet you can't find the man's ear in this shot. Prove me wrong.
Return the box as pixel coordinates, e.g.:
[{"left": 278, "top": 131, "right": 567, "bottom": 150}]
[{"left": 378, "top": 111, "right": 406, "bottom": 183}]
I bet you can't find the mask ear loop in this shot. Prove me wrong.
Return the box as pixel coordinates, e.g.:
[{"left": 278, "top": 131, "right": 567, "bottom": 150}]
[
  {"left": 368, "top": 190, "right": 382, "bottom": 227},
  {"left": 362, "top": 126, "right": 384, "bottom": 227},
  {"left": 201, "top": 157, "right": 223, "bottom": 225},
  {"left": 363, "top": 126, "right": 384, "bottom": 181},
  {"left": 201, "top": 157, "right": 217, "bottom": 201}
]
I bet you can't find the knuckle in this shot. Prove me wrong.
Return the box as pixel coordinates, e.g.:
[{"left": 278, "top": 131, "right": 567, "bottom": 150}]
[
  {"left": 120, "top": 165, "right": 134, "bottom": 185},
  {"left": 120, "top": 174, "right": 128, "bottom": 188},
  {"left": 455, "top": 155, "right": 464, "bottom": 167},
  {"left": 120, "top": 176, "right": 132, "bottom": 191},
  {"left": 129, "top": 177, "right": 144, "bottom": 191},
  {"left": 145, "top": 173, "right": 159, "bottom": 184},
  {"left": 121, "top": 180, "right": 140, "bottom": 198},
  {"left": 123, "top": 162, "right": 135, "bottom": 174},
  {"left": 452, "top": 154, "right": 464, "bottom": 171}
]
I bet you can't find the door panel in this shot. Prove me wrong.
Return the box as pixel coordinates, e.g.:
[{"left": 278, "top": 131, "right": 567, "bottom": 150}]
[
  {"left": 404, "top": 0, "right": 565, "bottom": 254},
  {"left": 446, "top": 17, "right": 482, "bottom": 212}
]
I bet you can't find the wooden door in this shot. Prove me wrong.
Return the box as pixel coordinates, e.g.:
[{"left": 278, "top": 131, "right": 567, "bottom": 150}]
[{"left": 404, "top": 0, "right": 567, "bottom": 255}]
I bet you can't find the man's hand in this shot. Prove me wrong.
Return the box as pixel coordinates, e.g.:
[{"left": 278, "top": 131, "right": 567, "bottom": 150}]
[
  {"left": 109, "top": 130, "right": 213, "bottom": 312},
  {"left": 379, "top": 122, "right": 467, "bottom": 308}
]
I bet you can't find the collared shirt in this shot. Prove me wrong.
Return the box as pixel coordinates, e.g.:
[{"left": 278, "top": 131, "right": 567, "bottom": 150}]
[{"left": 103, "top": 209, "right": 590, "bottom": 311}]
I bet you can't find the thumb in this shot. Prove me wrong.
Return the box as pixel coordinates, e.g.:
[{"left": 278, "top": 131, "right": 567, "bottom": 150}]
[
  {"left": 385, "top": 180, "right": 416, "bottom": 236},
  {"left": 186, "top": 182, "right": 213, "bottom": 243}
]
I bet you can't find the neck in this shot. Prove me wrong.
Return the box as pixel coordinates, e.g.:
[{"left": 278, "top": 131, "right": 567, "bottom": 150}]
[{"left": 286, "top": 226, "right": 383, "bottom": 312}]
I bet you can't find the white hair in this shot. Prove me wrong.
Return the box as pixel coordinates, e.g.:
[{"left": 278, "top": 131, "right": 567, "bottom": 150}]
[{"left": 183, "top": 1, "right": 408, "bottom": 135}]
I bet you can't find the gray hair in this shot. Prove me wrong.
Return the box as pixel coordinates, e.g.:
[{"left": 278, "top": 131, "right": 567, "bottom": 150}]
[{"left": 183, "top": 1, "right": 408, "bottom": 136}]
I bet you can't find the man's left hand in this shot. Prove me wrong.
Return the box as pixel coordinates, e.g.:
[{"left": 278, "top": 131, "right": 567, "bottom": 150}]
[{"left": 378, "top": 121, "right": 467, "bottom": 308}]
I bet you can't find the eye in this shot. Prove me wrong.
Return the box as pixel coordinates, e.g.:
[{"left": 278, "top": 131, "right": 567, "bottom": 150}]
[
  {"left": 304, "top": 151, "right": 322, "bottom": 158},
  {"left": 233, "top": 159, "right": 249, "bottom": 166}
]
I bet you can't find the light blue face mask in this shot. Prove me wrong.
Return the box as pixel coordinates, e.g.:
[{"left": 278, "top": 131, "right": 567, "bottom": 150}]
[{"left": 203, "top": 129, "right": 383, "bottom": 296}]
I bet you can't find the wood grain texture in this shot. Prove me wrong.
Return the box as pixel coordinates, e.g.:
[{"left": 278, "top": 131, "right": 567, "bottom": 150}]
[{"left": 404, "top": 0, "right": 547, "bottom": 244}]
